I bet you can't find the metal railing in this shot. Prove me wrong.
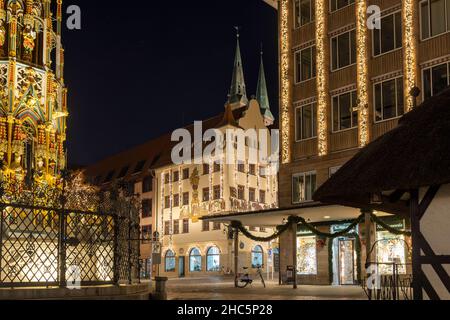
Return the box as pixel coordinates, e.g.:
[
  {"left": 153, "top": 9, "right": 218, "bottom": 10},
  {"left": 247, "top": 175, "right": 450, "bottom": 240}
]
[
  {"left": 363, "top": 262, "right": 413, "bottom": 300},
  {"left": 0, "top": 177, "right": 141, "bottom": 288}
]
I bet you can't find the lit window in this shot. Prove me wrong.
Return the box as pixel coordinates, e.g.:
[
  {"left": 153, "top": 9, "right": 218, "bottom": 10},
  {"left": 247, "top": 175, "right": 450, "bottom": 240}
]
[
  {"left": 206, "top": 247, "right": 221, "bottom": 272},
  {"left": 332, "top": 91, "right": 358, "bottom": 132},
  {"left": 213, "top": 185, "right": 221, "bottom": 200},
  {"left": 141, "top": 225, "right": 152, "bottom": 244},
  {"left": 295, "top": 103, "right": 317, "bottom": 141},
  {"left": 373, "top": 12, "right": 402, "bottom": 56},
  {"left": 165, "top": 250, "right": 176, "bottom": 272},
  {"left": 251, "top": 245, "right": 264, "bottom": 268},
  {"left": 331, "top": 30, "right": 356, "bottom": 71},
  {"left": 202, "top": 188, "right": 210, "bottom": 202},
  {"left": 173, "top": 220, "right": 179, "bottom": 235},
  {"left": 423, "top": 62, "right": 450, "bottom": 99},
  {"left": 376, "top": 231, "right": 407, "bottom": 275},
  {"left": 292, "top": 172, "right": 316, "bottom": 204},
  {"left": 295, "top": 46, "right": 316, "bottom": 83},
  {"left": 189, "top": 248, "right": 202, "bottom": 272},
  {"left": 374, "top": 77, "right": 404, "bottom": 122},
  {"left": 297, "top": 236, "right": 318, "bottom": 275}
]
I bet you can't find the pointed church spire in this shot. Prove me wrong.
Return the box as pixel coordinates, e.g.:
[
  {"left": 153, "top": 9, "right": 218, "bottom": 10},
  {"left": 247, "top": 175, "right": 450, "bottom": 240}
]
[
  {"left": 256, "top": 48, "right": 275, "bottom": 126},
  {"left": 227, "top": 27, "right": 248, "bottom": 109}
]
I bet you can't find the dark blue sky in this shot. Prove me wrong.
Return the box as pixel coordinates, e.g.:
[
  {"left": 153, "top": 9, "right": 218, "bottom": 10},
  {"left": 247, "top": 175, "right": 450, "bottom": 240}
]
[{"left": 63, "top": 0, "right": 279, "bottom": 166}]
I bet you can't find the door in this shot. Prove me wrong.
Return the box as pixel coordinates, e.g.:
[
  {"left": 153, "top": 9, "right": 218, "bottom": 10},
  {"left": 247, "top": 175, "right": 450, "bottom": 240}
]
[
  {"left": 178, "top": 256, "right": 185, "bottom": 278},
  {"left": 338, "top": 239, "right": 355, "bottom": 285}
]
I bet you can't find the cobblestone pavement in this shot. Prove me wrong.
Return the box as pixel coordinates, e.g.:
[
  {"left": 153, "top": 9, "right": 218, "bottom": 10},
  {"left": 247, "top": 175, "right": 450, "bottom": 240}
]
[{"left": 166, "top": 276, "right": 368, "bottom": 300}]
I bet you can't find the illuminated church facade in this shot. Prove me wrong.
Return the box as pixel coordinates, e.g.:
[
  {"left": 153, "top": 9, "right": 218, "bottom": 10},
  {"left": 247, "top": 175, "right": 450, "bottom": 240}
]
[{"left": 0, "top": 0, "right": 67, "bottom": 186}]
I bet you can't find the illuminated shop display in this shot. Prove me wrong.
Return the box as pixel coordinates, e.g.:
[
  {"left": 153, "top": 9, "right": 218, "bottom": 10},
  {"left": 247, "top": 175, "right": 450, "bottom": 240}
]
[
  {"left": 376, "top": 218, "right": 407, "bottom": 275},
  {"left": 297, "top": 236, "right": 317, "bottom": 275}
]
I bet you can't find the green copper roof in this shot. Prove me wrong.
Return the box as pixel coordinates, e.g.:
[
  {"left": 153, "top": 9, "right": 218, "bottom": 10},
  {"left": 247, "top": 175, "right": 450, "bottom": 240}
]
[
  {"left": 228, "top": 33, "right": 248, "bottom": 106},
  {"left": 256, "top": 52, "right": 274, "bottom": 121}
]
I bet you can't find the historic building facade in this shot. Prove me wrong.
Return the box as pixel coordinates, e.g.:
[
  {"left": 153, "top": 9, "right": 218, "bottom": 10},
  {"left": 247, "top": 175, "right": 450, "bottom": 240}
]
[
  {"left": 273, "top": 0, "right": 450, "bottom": 285},
  {"left": 0, "top": 0, "right": 67, "bottom": 186},
  {"left": 85, "top": 35, "right": 279, "bottom": 279}
]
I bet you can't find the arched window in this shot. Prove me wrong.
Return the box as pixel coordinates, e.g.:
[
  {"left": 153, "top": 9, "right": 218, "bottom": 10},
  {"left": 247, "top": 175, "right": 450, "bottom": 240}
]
[
  {"left": 251, "top": 245, "right": 264, "bottom": 268},
  {"left": 189, "top": 248, "right": 202, "bottom": 272},
  {"left": 206, "top": 246, "right": 221, "bottom": 272},
  {"left": 165, "top": 250, "right": 176, "bottom": 272}
]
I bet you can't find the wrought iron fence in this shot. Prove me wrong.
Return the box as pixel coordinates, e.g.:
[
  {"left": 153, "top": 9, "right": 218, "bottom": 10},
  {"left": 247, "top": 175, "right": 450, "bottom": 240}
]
[
  {"left": 362, "top": 262, "right": 413, "bottom": 300},
  {"left": 0, "top": 176, "right": 141, "bottom": 288}
]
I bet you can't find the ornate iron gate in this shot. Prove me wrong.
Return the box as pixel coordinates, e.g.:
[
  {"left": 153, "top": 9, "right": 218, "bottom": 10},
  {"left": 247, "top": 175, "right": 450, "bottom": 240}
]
[{"left": 0, "top": 177, "right": 141, "bottom": 288}]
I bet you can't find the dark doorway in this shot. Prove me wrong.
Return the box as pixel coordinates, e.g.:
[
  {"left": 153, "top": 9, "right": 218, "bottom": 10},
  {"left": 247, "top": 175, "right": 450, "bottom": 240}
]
[{"left": 179, "top": 256, "right": 185, "bottom": 278}]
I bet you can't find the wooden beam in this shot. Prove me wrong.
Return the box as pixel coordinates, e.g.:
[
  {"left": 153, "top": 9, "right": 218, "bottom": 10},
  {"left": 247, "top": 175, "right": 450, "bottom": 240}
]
[
  {"left": 418, "top": 185, "right": 441, "bottom": 220},
  {"left": 410, "top": 189, "right": 423, "bottom": 300},
  {"left": 389, "top": 189, "right": 407, "bottom": 203}
]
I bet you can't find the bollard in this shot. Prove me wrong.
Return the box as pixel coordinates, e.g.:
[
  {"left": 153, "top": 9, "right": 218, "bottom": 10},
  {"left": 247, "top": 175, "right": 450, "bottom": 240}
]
[{"left": 153, "top": 276, "right": 168, "bottom": 300}]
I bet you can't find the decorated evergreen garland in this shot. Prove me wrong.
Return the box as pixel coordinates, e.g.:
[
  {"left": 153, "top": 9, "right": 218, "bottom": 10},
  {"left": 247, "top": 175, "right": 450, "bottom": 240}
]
[{"left": 230, "top": 212, "right": 410, "bottom": 243}]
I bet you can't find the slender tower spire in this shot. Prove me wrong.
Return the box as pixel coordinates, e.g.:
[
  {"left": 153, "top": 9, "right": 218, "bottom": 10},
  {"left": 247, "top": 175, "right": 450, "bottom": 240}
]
[
  {"left": 227, "top": 27, "right": 248, "bottom": 109},
  {"left": 256, "top": 48, "right": 275, "bottom": 126}
]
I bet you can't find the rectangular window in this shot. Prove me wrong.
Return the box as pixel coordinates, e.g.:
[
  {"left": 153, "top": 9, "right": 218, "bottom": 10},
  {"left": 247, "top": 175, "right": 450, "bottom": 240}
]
[
  {"left": 295, "top": 46, "right": 316, "bottom": 82},
  {"left": 330, "top": 0, "right": 355, "bottom": 12},
  {"left": 183, "top": 219, "right": 189, "bottom": 234},
  {"left": 182, "top": 168, "right": 190, "bottom": 180},
  {"left": 260, "top": 227, "right": 266, "bottom": 233},
  {"left": 164, "top": 196, "right": 170, "bottom": 209},
  {"left": 182, "top": 192, "right": 190, "bottom": 206},
  {"left": 294, "top": 0, "right": 314, "bottom": 28},
  {"left": 164, "top": 173, "right": 170, "bottom": 184},
  {"left": 164, "top": 221, "right": 170, "bottom": 235},
  {"left": 213, "top": 185, "right": 221, "bottom": 200},
  {"left": 142, "top": 176, "right": 153, "bottom": 193},
  {"left": 249, "top": 188, "right": 256, "bottom": 202},
  {"left": 202, "top": 220, "right": 210, "bottom": 232},
  {"left": 259, "top": 190, "right": 266, "bottom": 203},
  {"left": 423, "top": 62, "right": 450, "bottom": 99},
  {"left": 237, "top": 162, "right": 245, "bottom": 173},
  {"left": 374, "top": 77, "right": 404, "bottom": 122},
  {"left": 297, "top": 236, "right": 318, "bottom": 275},
  {"left": 331, "top": 30, "right": 356, "bottom": 71},
  {"left": 292, "top": 172, "right": 317, "bottom": 204},
  {"left": 142, "top": 199, "right": 152, "bottom": 218},
  {"left": 295, "top": 103, "right": 317, "bottom": 141},
  {"left": 332, "top": 91, "right": 358, "bottom": 132},
  {"left": 173, "top": 194, "right": 180, "bottom": 207},
  {"left": 173, "top": 171, "right": 179, "bottom": 182},
  {"left": 373, "top": 12, "right": 402, "bottom": 56},
  {"left": 213, "top": 162, "right": 220, "bottom": 173},
  {"left": 421, "top": 0, "right": 450, "bottom": 39},
  {"left": 213, "top": 222, "right": 221, "bottom": 230},
  {"left": 249, "top": 164, "right": 256, "bottom": 175},
  {"left": 173, "top": 220, "right": 179, "bottom": 235},
  {"left": 203, "top": 164, "right": 210, "bottom": 175},
  {"left": 203, "top": 188, "right": 210, "bottom": 202},
  {"left": 238, "top": 185, "right": 245, "bottom": 200}
]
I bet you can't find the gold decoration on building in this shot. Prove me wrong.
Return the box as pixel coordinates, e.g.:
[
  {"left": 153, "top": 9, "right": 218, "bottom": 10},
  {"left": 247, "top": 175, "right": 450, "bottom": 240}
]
[
  {"left": 356, "top": 0, "right": 369, "bottom": 147},
  {"left": 316, "top": 0, "right": 328, "bottom": 156},
  {"left": 280, "top": 0, "right": 291, "bottom": 164},
  {"left": 403, "top": 0, "right": 418, "bottom": 112}
]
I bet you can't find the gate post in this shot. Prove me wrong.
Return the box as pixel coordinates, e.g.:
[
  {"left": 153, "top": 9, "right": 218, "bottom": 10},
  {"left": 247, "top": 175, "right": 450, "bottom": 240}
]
[
  {"left": 58, "top": 208, "right": 67, "bottom": 287},
  {"left": 113, "top": 214, "right": 120, "bottom": 285}
]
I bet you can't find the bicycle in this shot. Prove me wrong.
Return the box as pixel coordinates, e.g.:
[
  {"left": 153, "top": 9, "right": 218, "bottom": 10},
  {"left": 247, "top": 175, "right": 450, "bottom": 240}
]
[{"left": 236, "top": 265, "right": 266, "bottom": 288}]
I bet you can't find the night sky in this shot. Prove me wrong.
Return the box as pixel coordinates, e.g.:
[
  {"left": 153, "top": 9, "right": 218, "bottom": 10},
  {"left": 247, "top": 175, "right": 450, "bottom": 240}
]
[{"left": 63, "top": 0, "right": 279, "bottom": 167}]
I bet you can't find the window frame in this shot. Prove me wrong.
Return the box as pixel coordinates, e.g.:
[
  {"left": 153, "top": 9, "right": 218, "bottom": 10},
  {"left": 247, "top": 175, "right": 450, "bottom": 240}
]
[
  {"left": 165, "top": 250, "right": 176, "bottom": 272},
  {"left": 251, "top": 245, "right": 264, "bottom": 269},
  {"left": 373, "top": 76, "right": 405, "bottom": 123},
  {"left": 292, "top": 171, "right": 317, "bottom": 204},
  {"left": 329, "top": 0, "right": 355, "bottom": 13},
  {"left": 420, "top": 0, "right": 450, "bottom": 41},
  {"left": 141, "top": 199, "right": 152, "bottom": 218},
  {"left": 206, "top": 246, "right": 221, "bottom": 272},
  {"left": 422, "top": 61, "right": 450, "bottom": 99},
  {"left": 330, "top": 29, "right": 356, "bottom": 72},
  {"left": 331, "top": 90, "right": 358, "bottom": 133},
  {"left": 294, "top": 45, "right": 317, "bottom": 84},
  {"left": 294, "top": 0, "right": 315, "bottom": 29},
  {"left": 189, "top": 248, "right": 202, "bottom": 272},
  {"left": 295, "top": 103, "right": 317, "bottom": 142},
  {"left": 372, "top": 10, "right": 403, "bottom": 57},
  {"left": 182, "top": 219, "right": 189, "bottom": 234}
]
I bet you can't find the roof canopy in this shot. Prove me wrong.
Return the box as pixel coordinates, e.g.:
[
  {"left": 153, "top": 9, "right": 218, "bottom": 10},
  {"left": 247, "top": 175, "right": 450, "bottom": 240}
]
[{"left": 314, "top": 87, "right": 450, "bottom": 209}]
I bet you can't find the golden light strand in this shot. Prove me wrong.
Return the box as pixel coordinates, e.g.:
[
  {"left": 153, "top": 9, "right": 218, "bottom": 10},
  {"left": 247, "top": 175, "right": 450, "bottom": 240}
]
[
  {"left": 403, "top": 0, "right": 418, "bottom": 112},
  {"left": 316, "top": 0, "right": 328, "bottom": 156},
  {"left": 280, "top": 0, "right": 291, "bottom": 164},
  {"left": 356, "top": 0, "right": 369, "bottom": 147}
]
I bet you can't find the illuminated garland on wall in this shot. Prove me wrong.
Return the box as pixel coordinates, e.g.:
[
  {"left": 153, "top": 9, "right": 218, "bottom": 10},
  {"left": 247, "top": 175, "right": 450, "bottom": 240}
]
[
  {"left": 356, "top": 0, "right": 370, "bottom": 147},
  {"left": 315, "top": 0, "right": 328, "bottom": 156},
  {"left": 280, "top": 0, "right": 291, "bottom": 164},
  {"left": 403, "top": 0, "right": 418, "bottom": 112},
  {"left": 160, "top": 172, "right": 165, "bottom": 237}
]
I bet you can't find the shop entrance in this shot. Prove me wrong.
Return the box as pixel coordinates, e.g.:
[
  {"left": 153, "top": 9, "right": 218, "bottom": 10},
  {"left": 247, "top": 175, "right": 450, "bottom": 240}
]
[{"left": 338, "top": 239, "right": 355, "bottom": 285}]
